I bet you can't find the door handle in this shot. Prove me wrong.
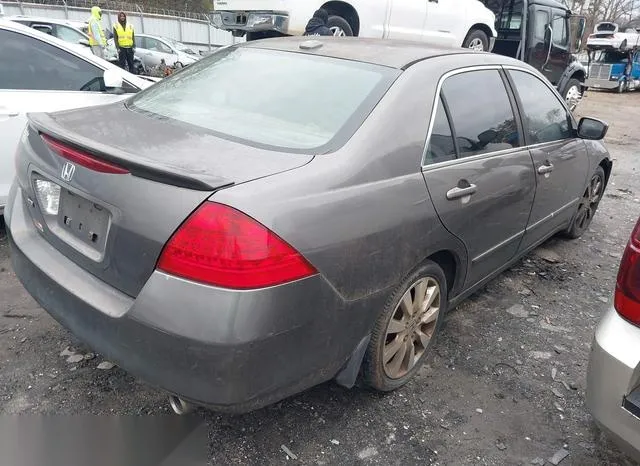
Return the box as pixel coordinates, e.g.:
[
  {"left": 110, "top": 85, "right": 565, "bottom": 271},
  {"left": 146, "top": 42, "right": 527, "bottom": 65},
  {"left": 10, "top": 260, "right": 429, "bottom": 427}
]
[
  {"left": 446, "top": 184, "right": 477, "bottom": 200},
  {"left": 537, "top": 163, "right": 554, "bottom": 174}
]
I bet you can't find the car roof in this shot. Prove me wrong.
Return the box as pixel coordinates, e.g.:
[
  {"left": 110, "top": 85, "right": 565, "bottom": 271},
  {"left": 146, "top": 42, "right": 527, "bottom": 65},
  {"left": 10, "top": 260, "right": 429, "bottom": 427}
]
[
  {"left": 243, "top": 36, "right": 516, "bottom": 70},
  {"left": 7, "top": 15, "right": 87, "bottom": 28}
]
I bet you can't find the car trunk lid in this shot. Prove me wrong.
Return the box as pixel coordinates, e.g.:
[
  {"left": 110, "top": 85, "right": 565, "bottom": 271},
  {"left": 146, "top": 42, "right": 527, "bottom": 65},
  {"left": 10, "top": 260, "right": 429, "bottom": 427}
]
[{"left": 21, "top": 103, "right": 313, "bottom": 297}]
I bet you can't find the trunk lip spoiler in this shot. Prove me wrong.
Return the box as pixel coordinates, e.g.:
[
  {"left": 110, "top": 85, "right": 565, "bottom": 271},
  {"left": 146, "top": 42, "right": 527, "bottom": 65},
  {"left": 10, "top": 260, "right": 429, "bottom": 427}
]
[{"left": 28, "top": 113, "right": 234, "bottom": 192}]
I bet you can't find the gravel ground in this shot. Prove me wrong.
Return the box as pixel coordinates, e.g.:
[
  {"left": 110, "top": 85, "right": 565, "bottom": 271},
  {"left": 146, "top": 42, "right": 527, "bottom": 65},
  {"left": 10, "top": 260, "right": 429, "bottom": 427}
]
[{"left": 1, "top": 90, "right": 639, "bottom": 465}]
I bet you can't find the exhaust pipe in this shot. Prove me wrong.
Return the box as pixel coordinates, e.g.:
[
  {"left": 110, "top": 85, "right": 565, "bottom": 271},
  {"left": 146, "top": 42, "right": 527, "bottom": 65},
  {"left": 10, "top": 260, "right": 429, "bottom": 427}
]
[{"left": 168, "top": 395, "right": 193, "bottom": 415}]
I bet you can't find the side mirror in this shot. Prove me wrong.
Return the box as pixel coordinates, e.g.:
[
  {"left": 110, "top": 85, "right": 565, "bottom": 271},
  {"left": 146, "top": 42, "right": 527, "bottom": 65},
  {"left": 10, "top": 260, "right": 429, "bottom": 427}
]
[
  {"left": 577, "top": 117, "right": 608, "bottom": 140},
  {"left": 78, "top": 38, "right": 90, "bottom": 47},
  {"left": 103, "top": 69, "right": 124, "bottom": 89}
]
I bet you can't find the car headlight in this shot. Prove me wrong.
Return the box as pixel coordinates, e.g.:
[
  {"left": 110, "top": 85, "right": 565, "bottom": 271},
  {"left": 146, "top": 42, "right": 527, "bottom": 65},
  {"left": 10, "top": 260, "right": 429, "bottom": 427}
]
[{"left": 246, "top": 13, "right": 274, "bottom": 28}]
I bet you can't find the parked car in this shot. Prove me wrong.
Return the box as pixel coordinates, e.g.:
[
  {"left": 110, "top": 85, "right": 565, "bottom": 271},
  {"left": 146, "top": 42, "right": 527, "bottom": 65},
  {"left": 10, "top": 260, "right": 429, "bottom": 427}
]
[
  {"left": 5, "top": 37, "right": 611, "bottom": 414},
  {"left": 212, "top": 0, "right": 497, "bottom": 51},
  {"left": 587, "top": 217, "right": 640, "bottom": 461},
  {"left": 0, "top": 20, "right": 154, "bottom": 215},
  {"left": 587, "top": 21, "right": 640, "bottom": 51},
  {"left": 7, "top": 15, "right": 146, "bottom": 74},
  {"left": 134, "top": 33, "right": 200, "bottom": 69}
]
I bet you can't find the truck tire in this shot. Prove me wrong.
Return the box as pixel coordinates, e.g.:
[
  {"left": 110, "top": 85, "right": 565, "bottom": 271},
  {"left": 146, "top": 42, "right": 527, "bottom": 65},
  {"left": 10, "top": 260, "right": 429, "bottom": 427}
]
[
  {"left": 327, "top": 15, "right": 354, "bottom": 36},
  {"left": 562, "top": 78, "right": 582, "bottom": 108},
  {"left": 462, "top": 29, "right": 489, "bottom": 51}
]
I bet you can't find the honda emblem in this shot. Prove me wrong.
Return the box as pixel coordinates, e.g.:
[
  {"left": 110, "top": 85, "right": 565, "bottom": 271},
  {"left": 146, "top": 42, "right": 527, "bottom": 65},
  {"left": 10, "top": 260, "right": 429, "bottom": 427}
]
[{"left": 61, "top": 162, "right": 76, "bottom": 182}]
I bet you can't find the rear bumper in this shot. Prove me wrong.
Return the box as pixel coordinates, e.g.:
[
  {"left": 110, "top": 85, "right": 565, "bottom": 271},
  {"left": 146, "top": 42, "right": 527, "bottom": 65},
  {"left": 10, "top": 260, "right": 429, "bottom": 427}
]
[
  {"left": 212, "top": 11, "right": 289, "bottom": 34},
  {"left": 586, "top": 307, "right": 640, "bottom": 461},
  {"left": 6, "top": 185, "right": 373, "bottom": 412}
]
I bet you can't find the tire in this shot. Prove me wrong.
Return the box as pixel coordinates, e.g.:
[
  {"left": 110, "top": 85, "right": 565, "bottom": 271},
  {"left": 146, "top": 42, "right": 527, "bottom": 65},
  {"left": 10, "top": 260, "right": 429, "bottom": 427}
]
[
  {"left": 361, "top": 261, "right": 447, "bottom": 392},
  {"left": 462, "top": 28, "right": 489, "bottom": 51},
  {"left": 175, "top": 61, "right": 184, "bottom": 69},
  {"left": 617, "top": 80, "right": 627, "bottom": 93},
  {"left": 327, "top": 15, "right": 354, "bottom": 37},
  {"left": 562, "top": 78, "right": 582, "bottom": 109},
  {"left": 565, "top": 166, "right": 606, "bottom": 239}
]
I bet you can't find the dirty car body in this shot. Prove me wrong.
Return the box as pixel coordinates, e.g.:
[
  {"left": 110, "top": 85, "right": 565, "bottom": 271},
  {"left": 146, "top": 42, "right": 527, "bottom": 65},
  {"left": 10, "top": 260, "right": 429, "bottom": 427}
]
[{"left": 5, "top": 37, "right": 612, "bottom": 412}]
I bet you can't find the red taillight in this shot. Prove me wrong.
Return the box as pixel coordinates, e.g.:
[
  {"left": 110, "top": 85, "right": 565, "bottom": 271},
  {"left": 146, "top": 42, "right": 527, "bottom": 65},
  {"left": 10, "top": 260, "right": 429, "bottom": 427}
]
[
  {"left": 157, "top": 202, "right": 317, "bottom": 289},
  {"left": 41, "top": 134, "right": 129, "bottom": 174},
  {"left": 614, "top": 219, "right": 640, "bottom": 326}
]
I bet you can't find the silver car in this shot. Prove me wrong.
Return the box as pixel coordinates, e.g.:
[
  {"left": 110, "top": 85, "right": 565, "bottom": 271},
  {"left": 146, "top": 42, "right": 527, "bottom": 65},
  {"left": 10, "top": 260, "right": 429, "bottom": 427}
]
[
  {"left": 587, "top": 217, "right": 640, "bottom": 461},
  {"left": 134, "top": 33, "right": 200, "bottom": 69},
  {"left": 5, "top": 38, "right": 612, "bottom": 413}
]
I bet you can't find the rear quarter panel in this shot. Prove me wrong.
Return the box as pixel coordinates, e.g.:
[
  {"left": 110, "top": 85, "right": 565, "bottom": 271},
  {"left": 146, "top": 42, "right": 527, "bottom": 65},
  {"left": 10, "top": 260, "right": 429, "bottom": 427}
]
[{"left": 212, "top": 56, "right": 480, "bottom": 303}]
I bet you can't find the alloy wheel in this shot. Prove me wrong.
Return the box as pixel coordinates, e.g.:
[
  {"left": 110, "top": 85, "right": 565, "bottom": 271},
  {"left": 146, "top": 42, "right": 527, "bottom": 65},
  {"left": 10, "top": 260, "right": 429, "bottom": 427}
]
[
  {"left": 468, "top": 38, "right": 484, "bottom": 51},
  {"left": 383, "top": 277, "right": 441, "bottom": 379},
  {"left": 575, "top": 173, "right": 604, "bottom": 231},
  {"left": 330, "top": 26, "right": 346, "bottom": 37}
]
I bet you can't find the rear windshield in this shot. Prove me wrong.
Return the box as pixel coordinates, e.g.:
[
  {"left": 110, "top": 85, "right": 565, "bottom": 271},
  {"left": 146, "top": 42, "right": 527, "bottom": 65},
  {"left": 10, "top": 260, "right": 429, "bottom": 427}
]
[{"left": 128, "top": 47, "right": 399, "bottom": 152}]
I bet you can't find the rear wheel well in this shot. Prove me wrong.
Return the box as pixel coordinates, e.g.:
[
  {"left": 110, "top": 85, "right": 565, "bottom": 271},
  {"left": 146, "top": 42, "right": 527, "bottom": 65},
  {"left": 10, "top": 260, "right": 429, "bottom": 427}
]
[
  {"left": 322, "top": 1, "right": 360, "bottom": 36},
  {"left": 428, "top": 251, "right": 457, "bottom": 294}
]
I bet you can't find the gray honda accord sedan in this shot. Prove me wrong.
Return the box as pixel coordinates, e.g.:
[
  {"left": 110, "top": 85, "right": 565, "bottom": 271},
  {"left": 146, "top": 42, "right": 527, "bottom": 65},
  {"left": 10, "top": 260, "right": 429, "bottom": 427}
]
[{"left": 4, "top": 37, "right": 612, "bottom": 413}]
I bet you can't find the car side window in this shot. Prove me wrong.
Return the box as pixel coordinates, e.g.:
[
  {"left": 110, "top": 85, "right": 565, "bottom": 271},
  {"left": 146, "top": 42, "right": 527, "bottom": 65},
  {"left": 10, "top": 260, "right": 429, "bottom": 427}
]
[
  {"left": 0, "top": 29, "right": 105, "bottom": 92},
  {"left": 425, "top": 96, "right": 457, "bottom": 165},
  {"left": 509, "top": 70, "right": 573, "bottom": 144},
  {"left": 552, "top": 15, "right": 568, "bottom": 47},
  {"left": 441, "top": 70, "right": 520, "bottom": 158},
  {"left": 134, "top": 36, "right": 144, "bottom": 48},
  {"left": 534, "top": 11, "right": 549, "bottom": 40},
  {"left": 56, "top": 25, "right": 87, "bottom": 44}
]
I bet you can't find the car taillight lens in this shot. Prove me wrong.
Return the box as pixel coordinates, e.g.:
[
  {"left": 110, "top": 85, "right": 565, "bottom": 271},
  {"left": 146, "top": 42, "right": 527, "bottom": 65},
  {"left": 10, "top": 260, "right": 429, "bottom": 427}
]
[
  {"left": 41, "top": 134, "right": 129, "bottom": 174},
  {"left": 614, "top": 219, "right": 640, "bottom": 326},
  {"left": 157, "top": 202, "right": 317, "bottom": 289}
]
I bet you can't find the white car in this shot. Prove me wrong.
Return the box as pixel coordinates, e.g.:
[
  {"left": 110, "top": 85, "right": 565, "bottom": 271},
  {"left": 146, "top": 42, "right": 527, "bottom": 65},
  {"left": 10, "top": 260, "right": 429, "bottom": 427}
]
[
  {"left": 0, "top": 20, "right": 155, "bottom": 215},
  {"left": 212, "top": 0, "right": 497, "bottom": 51},
  {"left": 587, "top": 22, "right": 640, "bottom": 51},
  {"left": 134, "top": 33, "right": 201, "bottom": 69}
]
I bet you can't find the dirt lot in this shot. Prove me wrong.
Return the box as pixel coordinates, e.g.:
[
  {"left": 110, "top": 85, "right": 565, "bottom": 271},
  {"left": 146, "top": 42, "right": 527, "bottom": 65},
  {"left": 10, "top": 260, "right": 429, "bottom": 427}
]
[{"left": 1, "top": 90, "right": 639, "bottom": 465}]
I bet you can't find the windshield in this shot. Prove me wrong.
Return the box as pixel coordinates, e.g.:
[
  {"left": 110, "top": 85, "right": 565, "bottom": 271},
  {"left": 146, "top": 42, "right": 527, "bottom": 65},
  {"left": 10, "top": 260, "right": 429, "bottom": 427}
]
[
  {"left": 165, "top": 37, "right": 197, "bottom": 54},
  {"left": 129, "top": 47, "right": 399, "bottom": 152}
]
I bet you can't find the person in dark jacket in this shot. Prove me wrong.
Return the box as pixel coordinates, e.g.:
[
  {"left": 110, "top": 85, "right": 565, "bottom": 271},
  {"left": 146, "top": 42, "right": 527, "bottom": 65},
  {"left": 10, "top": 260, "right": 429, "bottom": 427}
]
[{"left": 303, "top": 9, "right": 333, "bottom": 36}]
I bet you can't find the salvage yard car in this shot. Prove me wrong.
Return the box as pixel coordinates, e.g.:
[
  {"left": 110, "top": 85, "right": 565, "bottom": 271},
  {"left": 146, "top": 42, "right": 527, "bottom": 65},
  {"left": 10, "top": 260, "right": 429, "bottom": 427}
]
[
  {"left": 4, "top": 37, "right": 612, "bottom": 414},
  {"left": 587, "top": 216, "right": 640, "bottom": 461},
  {"left": 0, "top": 20, "right": 154, "bottom": 215},
  {"left": 212, "top": 0, "right": 498, "bottom": 51}
]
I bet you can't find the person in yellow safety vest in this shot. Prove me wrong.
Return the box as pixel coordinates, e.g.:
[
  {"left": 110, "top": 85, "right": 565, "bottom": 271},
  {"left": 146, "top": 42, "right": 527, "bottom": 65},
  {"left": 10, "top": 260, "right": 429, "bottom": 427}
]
[
  {"left": 113, "top": 12, "right": 136, "bottom": 73},
  {"left": 87, "top": 6, "right": 106, "bottom": 59}
]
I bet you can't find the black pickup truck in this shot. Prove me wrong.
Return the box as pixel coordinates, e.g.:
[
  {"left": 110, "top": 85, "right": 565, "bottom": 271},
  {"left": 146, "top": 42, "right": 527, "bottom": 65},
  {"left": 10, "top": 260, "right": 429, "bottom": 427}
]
[{"left": 483, "top": 0, "right": 587, "bottom": 108}]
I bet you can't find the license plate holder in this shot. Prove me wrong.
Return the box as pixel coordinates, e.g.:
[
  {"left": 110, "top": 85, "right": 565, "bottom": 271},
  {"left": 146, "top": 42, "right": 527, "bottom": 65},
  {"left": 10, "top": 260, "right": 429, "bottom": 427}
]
[{"left": 57, "top": 189, "right": 110, "bottom": 253}]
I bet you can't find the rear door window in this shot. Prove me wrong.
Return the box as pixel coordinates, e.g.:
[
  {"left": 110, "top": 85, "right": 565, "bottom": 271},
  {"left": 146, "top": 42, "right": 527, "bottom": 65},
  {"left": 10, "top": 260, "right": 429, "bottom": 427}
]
[
  {"left": 425, "top": 96, "right": 456, "bottom": 165},
  {"left": 0, "top": 29, "right": 105, "bottom": 92},
  {"left": 129, "top": 47, "right": 400, "bottom": 152},
  {"left": 440, "top": 69, "right": 521, "bottom": 157}
]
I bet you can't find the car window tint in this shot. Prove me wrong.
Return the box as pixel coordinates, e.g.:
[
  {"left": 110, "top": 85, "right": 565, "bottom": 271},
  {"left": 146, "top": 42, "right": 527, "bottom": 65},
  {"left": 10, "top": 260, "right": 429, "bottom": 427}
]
[
  {"left": 0, "top": 29, "right": 104, "bottom": 92},
  {"left": 425, "top": 96, "right": 456, "bottom": 165},
  {"left": 552, "top": 16, "right": 568, "bottom": 46},
  {"left": 509, "top": 70, "right": 573, "bottom": 144},
  {"left": 441, "top": 70, "right": 520, "bottom": 157},
  {"left": 134, "top": 35, "right": 143, "bottom": 48},
  {"left": 56, "top": 25, "right": 87, "bottom": 44}
]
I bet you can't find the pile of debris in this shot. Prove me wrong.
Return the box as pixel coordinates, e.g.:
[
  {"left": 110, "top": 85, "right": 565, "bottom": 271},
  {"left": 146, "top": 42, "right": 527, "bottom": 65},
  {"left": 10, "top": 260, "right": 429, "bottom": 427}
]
[{"left": 147, "top": 59, "right": 183, "bottom": 78}]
